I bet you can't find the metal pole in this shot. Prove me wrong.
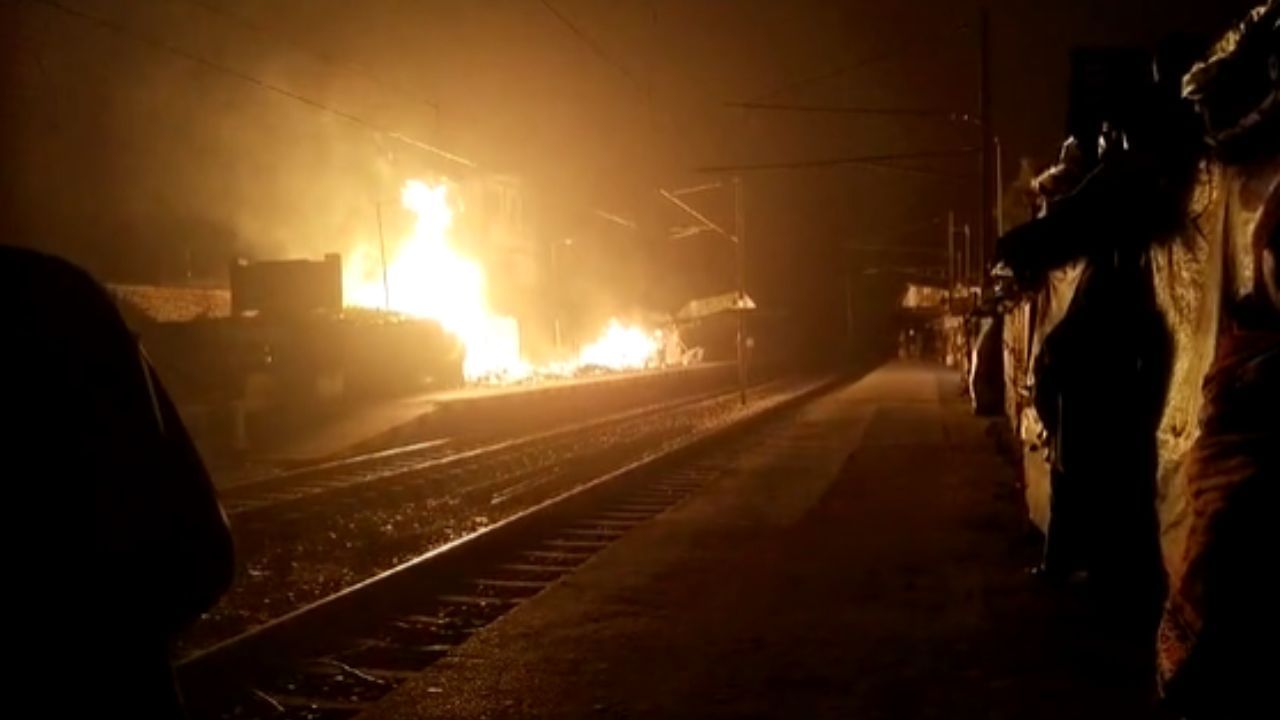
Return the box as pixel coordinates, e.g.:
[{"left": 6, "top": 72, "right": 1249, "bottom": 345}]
[
  {"left": 551, "top": 241, "right": 562, "bottom": 353},
  {"left": 844, "top": 271, "right": 855, "bottom": 357},
  {"left": 734, "top": 176, "right": 747, "bottom": 406},
  {"left": 658, "top": 179, "right": 746, "bottom": 400},
  {"left": 963, "top": 223, "right": 972, "bottom": 287},
  {"left": 947, "top": 210, "right": 955, "bottom": 293},
  {"left": 377, "top": 201, "right": 390, "bottom": 310},
  {"left": 994, "top": 135, "right": 1004, "bottom": 239},
  {"left": 978, "top": 7, "right": 995, "bottom": 278}
]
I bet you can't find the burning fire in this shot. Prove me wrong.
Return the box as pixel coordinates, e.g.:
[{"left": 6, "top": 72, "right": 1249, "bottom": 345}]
[
  {"left": 578, "top": 319, "right": 660, "bottom": 370},
  {"left": 344, "top": 180, "right": 659, "bottom": 383}
]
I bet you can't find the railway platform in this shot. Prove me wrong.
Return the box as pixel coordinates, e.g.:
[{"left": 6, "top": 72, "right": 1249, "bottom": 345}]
[{"left": 356, "top": 361, "right": 1153, "bottom": 719}]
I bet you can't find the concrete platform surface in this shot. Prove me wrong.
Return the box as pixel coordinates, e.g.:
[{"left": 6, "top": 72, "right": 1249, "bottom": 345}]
[{"left": 360, "top": 361, "right": 1153, "bottom": 719}]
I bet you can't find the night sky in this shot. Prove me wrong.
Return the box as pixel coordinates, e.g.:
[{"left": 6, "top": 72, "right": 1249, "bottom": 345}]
[{"left": 0, "top": 0, "right": 1260, "bottom": 345}]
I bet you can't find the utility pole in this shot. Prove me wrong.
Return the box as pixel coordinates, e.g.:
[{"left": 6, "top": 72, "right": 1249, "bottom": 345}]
[
  {"left": 994, "top": 135, "right": 1005, "bottom": 238},
  {"left": 947, "top": 210, "right": 956, "bottom": 293},
  {"left": 734, "top": 175, "right": 747, "bottom": 406},
  {"left": 844, "top": 272, "right": 855, "bottom": 356},
  {"left": 551, "top": 240, "right": 562, "bottom": 353},
  {"left": 658, "top": 179, "right": 747, "bottom": 404},
  {"left": 377, "top": 201, "right": 390, "bottom": 310},
  {"left": 978, "top": 7, "right": 995, "bottom": 281}
]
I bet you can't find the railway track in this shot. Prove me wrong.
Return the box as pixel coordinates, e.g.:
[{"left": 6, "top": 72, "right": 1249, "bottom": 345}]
[
  {"left": 188, "top": 377, "right": 805, "bottom": 651},
  {"left": 179, "top": 374, "right": 847, "bottom": 719},
  {"left": 216, "top": 383, "right": 744, "bottom": 517}
]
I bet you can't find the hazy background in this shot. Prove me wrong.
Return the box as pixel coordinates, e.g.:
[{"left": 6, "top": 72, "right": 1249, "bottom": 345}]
[{"left": 0, "top": 0, "right": 1258, "bottom": 347}]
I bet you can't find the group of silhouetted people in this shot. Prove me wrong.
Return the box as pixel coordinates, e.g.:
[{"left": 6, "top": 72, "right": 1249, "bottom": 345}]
[{"left": 994, "top": 3, "right": 1277, "bottom": 717}]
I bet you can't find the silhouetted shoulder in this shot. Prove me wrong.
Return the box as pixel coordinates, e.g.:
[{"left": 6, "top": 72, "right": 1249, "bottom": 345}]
[
  {"left": 1, "top": 245, "right": 139, "bottom": 376},
  {"left": 1, "top": 244, "right": 118, "bottom": 316}
]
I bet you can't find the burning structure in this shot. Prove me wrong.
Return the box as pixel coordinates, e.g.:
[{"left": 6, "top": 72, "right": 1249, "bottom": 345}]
[
  {"left": 113, "top": 174, "right": 681, "bottom": 456},
  {"left": 342, "top": 178, "right": 664, "bottom": 383}
]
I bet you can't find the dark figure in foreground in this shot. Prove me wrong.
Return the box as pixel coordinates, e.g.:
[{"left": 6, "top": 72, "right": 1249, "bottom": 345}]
[
  {"left": 0, "top": 246, "right": 234, "bottom": 716},
  {"left": 996, "top": 3, "right": 1277, "bottom": 715},
  {"left": 1022, "top": 136, "right": 1098, "bottom": 582},
  {"left": 1157, "top": 5, "right": 1279, "bottom": 716},
  {"left": 999, "top": 40, "right": 1194, "bottom": 636}
]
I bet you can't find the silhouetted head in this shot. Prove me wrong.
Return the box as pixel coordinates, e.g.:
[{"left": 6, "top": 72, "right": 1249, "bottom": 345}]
[{"left": 1153, "top": 32, "right": 1211, "bottom": 97}]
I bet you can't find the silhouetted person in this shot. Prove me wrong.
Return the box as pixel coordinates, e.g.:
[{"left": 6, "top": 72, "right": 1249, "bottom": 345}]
[
  {"left": 1158, "top": 4, "right": 1279, "bottom": 716},
  {"left": 1020, "top": 137, "right": 1094, "bottom": 581},
  {"left": 1, "top": 246, "right": 234, "bottom": 716},
  {"left": 996, "top": 40, "right": 1197, "bottom": 638}
]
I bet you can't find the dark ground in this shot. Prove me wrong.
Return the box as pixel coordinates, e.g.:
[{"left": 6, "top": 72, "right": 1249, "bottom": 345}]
[{"left": 360, "top": 361, "right": 1154, "bottom": 719}]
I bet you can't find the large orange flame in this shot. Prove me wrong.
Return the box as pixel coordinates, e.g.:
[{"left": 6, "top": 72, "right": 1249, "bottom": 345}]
[{"left": 344, "top": 180, "right": 659, "bottom": 383}]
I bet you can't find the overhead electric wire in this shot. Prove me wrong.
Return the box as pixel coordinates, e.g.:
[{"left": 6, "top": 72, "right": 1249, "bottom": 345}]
[
  {"left": 750, "top": 51, "right": 892, "bottom": 102},
  {"left": 747, "top": 24, "right": 955, "bottom": 103},
  {"left": 170, "top": 0, "right": 439, "bottom": 122},
  {"left": 696, "top": 147, "right": 978, "bottom": 174},
  {"left": 22, "top": 0, "right": 474, "bottom": 168},
  {"left": 536, "top": 0, "right": 647, "bottom": 93},
  {"left": 723, "top": 100, "right": 978, "bottom": 125},
  {"left": 848, "top": 159, "right": 972, "bottom": 180},
  {"left": 657, "top": 188, "right": 734, "bottom": 242},
  {"left": 844, "top": 244, "right": 946, "bottom": 255},
  {"left": 843, "top": 216, "right": 946, "bottom": 253}
]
